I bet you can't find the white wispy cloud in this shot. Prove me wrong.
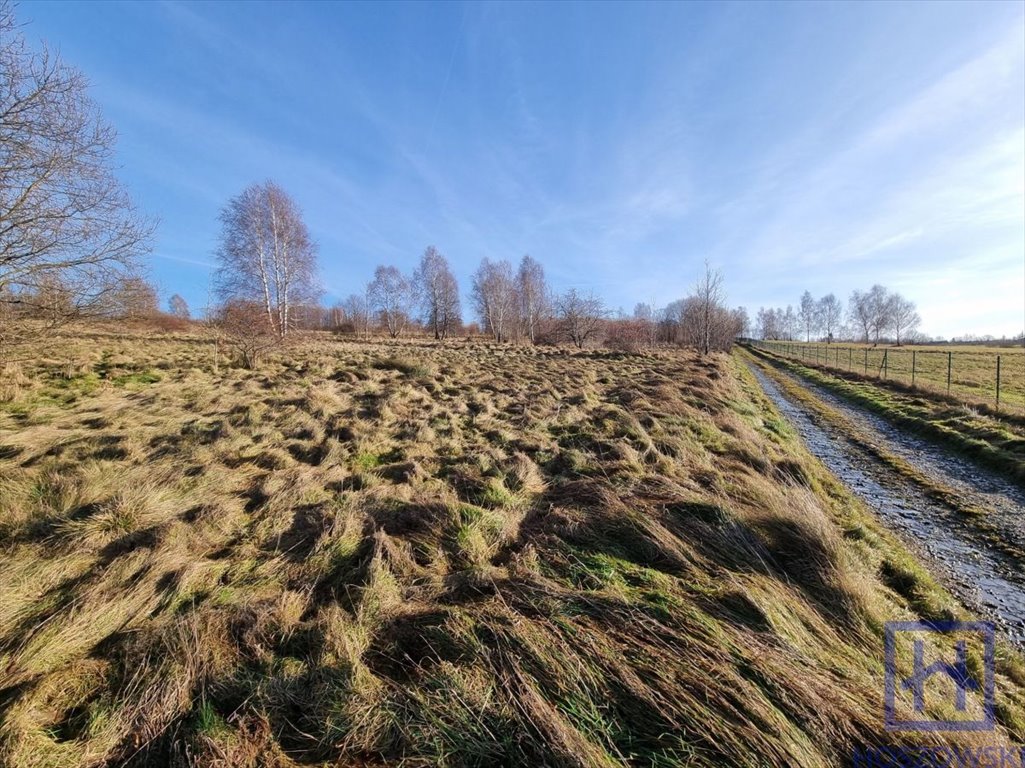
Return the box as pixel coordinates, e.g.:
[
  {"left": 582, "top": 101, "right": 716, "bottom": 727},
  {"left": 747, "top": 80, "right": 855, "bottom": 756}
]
[{"left": 731, "top": 20, "right": 1023, "bottom": 294}]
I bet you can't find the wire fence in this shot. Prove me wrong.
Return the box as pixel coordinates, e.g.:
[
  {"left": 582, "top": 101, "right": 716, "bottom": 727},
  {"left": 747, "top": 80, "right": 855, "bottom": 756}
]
[{"left": 748, "top": 340, "right": 1025, "bottom": 414}]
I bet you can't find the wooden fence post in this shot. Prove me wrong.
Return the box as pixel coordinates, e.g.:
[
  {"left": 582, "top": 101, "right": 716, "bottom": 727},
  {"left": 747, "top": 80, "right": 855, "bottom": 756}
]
[
  {"left": 882, "top": 349, "right": 887, "bottom": 379},
  {"left": 864, "top": 348, "right": 868, "bottom": 375},
  {"left": 996, "top": 355, "right": 1001, "bottom": 410},
  {"left": 947, "top": 352, "right": 952, "bottom": 394},
  {"left": 912, "top": 350, "right": 916, "bottom": 387}
]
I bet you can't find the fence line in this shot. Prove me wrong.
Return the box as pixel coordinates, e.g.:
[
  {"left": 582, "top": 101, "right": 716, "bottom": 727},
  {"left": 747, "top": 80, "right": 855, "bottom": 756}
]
[{"left": 746, "top": 340, "right": 1025, "bottom": 414}]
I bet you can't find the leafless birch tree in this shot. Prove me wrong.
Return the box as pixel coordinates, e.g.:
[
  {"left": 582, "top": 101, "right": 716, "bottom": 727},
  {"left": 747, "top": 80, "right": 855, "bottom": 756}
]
[
  {"left": 343, "top": 290, "right": 372, "bottom": 339},
  {"left": 866, "top": 284, "right": 892, "bottom": 346},
  {"left": 471, "top": 258, "right": 518, "bottom": 342},
  {"left": 368, "top": 265, "right": 415, "bottom": 338},
  {"left": 516, "top": 255, "right": 548, "bottom": 344},
  {"left": 848, "top": 290, "right": 872, "bottom": 343},
  {"left": 888, "top": 293, "right": 920, "bottom": 345},
  {"left": 115, "top": 276, "right": 159, "bottom": 321},
  {"left": 817, "top": 294, "right": 842, "bottom": 342},
  {"left": 414, "top": 246, "right": 461, "bottom": 339},
  {"left": 783, "top": 305, "right": 797, "bottom": 341},
  {"left": 847, "top": 285, "right": 893, "bottom": 345},
  {"left": 798, "top": 290, "right": 818, "bottom": 342},
  {"left": 692, "top": 261, "right": 725, "bottom": 355},
  {"left": 214, "top": 181, "right": 318, "bottom": 340}
]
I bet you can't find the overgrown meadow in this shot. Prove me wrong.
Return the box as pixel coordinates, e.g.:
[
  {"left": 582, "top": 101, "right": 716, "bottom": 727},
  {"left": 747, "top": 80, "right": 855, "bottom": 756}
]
[{"left": 1, "top": 328, "right": 1022, "bottom": 767}]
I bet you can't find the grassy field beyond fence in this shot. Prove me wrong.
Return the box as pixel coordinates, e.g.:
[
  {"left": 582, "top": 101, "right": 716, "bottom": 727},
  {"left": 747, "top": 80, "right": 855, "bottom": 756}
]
[{"left": 750, "top": 340, "right": 1025, "bottom": 414}]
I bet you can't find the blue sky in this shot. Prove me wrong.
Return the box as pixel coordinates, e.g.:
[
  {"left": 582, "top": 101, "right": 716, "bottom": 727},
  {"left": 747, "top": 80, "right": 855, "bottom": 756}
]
[{"left": 20, "top": 0, "right": 1025, "bottom": 338}]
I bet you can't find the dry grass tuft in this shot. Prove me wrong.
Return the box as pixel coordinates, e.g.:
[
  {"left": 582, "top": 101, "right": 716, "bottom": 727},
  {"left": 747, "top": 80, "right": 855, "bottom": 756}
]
[{"left": 0, "top": 362, "right": 35, "bottom": 403}]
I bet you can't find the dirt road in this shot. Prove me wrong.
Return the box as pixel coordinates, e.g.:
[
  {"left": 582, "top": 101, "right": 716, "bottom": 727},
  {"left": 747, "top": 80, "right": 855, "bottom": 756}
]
[{"left": 749, "top": 359, "right": 1025, "bottom": 646}]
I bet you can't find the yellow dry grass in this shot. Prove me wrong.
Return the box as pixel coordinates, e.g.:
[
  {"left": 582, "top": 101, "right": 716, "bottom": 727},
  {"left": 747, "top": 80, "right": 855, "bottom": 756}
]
[
  {"left": 0, "top": 327, "right": 1022, "bottom": 766},
  {"left": 754, "top": 340, "right": 1025, "bottom": 412}
]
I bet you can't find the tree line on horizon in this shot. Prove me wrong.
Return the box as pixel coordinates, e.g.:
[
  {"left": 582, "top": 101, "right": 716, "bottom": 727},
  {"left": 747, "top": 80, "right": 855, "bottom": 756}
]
[
  {"left": 208, "top": 182, "right": 748, "bottom": 366},
  {"left": 756, "top": 286, "right": 924, "bottom": 346}
]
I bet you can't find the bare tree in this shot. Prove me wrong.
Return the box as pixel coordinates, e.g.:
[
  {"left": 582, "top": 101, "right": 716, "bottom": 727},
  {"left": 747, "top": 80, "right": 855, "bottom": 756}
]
[
  {"left": 471, "top": 258, "right": 518, "bottom": 342},
  {"left": 368, "top": 265, "right": 415, "bottom": 338},
  {"left": 213, "top": 299, "right": 279, "bottom": 369},
  {"left": 733, "top": 306, "right": 750, "bottom": 339},
  {"left": 413, "top": 246, "right": 461, "bottom": 339},
  {"left": 21, "top": 274, "right": 62, "bottom": 324},
  {"left": 760, "top": 307, "right": 789, "bottom": 341},
  {"left": 756, "top": 307, "right": 773, "bottom": 340},
  {"left": 289, "top": 303, "right": 329, "bottom": 330},
  {"left": 848, "top": 285, "right": 893, "bottom": 345},
  {"left": 0, "top": 3, "right": 153, "bottom": 358},
  {"left": 817, "top": 294, "right": 842, "bottom": 343},
  {"left": 343, "top": 290, "right": 372, "bottom": 339},
  {"left": 633, "top": 302, "right": 658, "bottom": 348},
  {"left": 866, "top": 284, "right": 892, "bottom": 346},
  {"left": 662, "top": 299, "right": 686, "bottom": 345},
  {"left": 888, "top": 293, "right": 920, "bottom": 345},
  {"left": 556, "top": 289, "right": 606, "bottom": 348},
  {"left": 782, "top": 305, "right": 797, "bottom": 341},
  {"left": 848, "top": 290, "right": 872, "bottom": 343},
  {"left": 516, "top": 255, "right": 548, "bottom": 344},
  {"left": 692, "top": 261, "right": 725, "bottom": 355},
  {"left": 214, "top": 181, "right": 318, "bottom": 341},
  {"left": 114, "top": 276, "right": 159, "bottom": 321},
  {"left": 169, "top": 294, "right": 190, "bottom": 320},
  {"left": 328, "top": 302, "right": 344, "bottom": 330},
  {"left": 798, "top": 290, "right": 818, "bottom": 342}
]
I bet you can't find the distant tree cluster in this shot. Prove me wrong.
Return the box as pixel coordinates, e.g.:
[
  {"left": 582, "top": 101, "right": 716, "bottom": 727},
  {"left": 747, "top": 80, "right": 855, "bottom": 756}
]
[
  {"left": 331, "top": 252, "right": 592, "bottom": 349},
  {"left": 655, "top": 264, "right": 748, "bottom": 354},
  {"left": 950, "top": 332, "right": 1025, "bottom": 346},
  {"left": 330, "top": 252, "right": 600, "bottom": 349},
  {"left": 416, "top": 247, "right": 461, "bottom": 339},
  {"left": 316, "top": 255, "right": 745, "bottom": 355},
  {"left": 756, "top": 286, "right": 921, "bottom": 346},
  {"left": 331, "top": 247, "right": 463, "bottom": 342}
]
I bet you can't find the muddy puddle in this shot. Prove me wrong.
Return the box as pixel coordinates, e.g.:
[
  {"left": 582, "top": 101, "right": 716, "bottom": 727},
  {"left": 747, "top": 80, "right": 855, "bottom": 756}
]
[{"left": 749, "top": 363, "right": 1025, "bottom": 646}]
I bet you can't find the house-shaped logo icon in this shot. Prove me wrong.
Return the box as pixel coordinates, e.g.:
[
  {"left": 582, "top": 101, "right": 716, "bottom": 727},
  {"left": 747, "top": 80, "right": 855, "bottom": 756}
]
[
  {"left": 901, "top": 639, "right": 979, "bottom": 712},
  {"left": 884, "top": 621, "right": 995, "bottom": 732}
]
